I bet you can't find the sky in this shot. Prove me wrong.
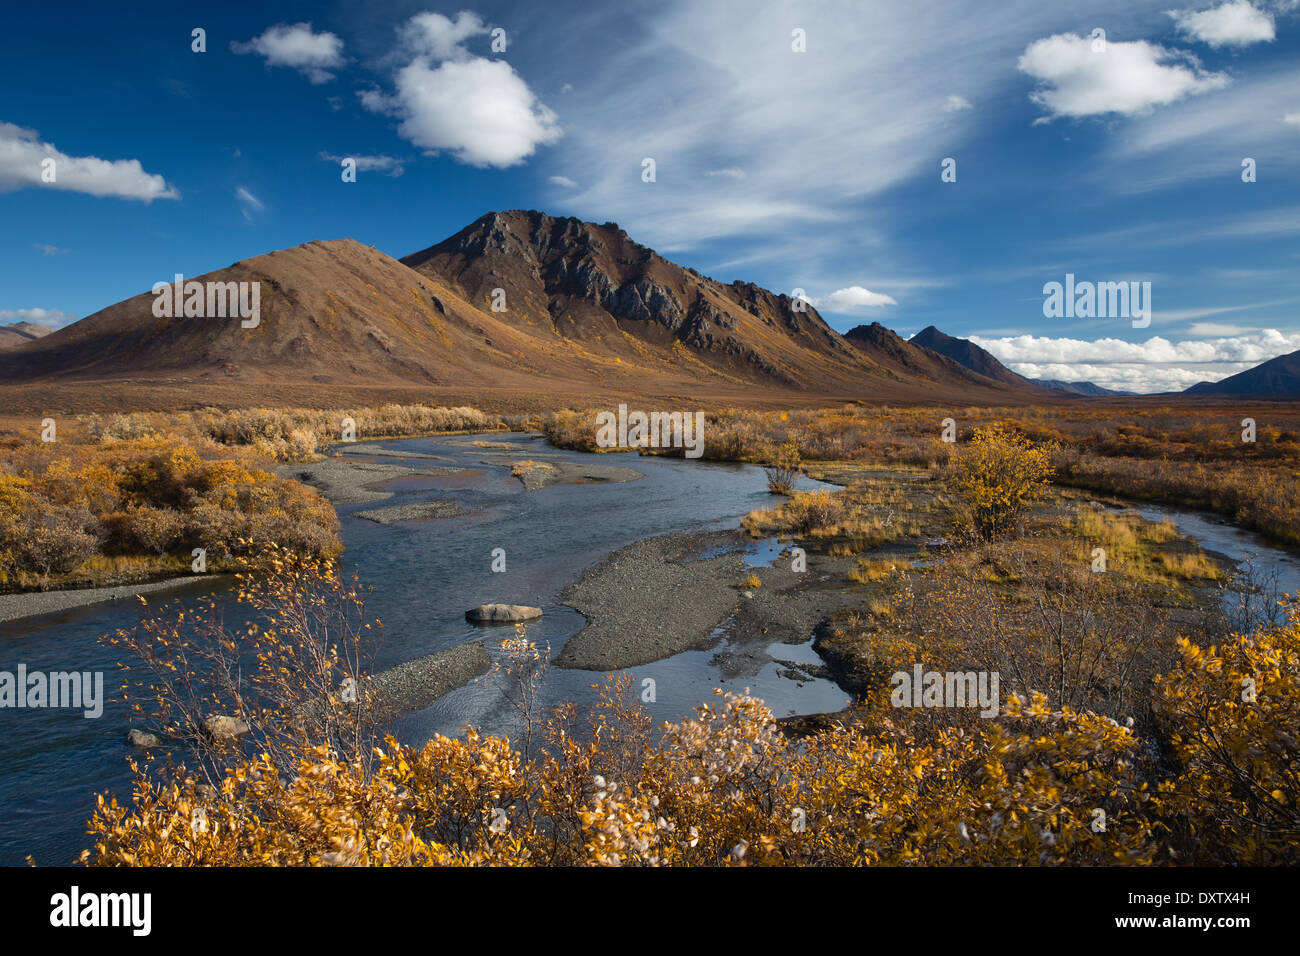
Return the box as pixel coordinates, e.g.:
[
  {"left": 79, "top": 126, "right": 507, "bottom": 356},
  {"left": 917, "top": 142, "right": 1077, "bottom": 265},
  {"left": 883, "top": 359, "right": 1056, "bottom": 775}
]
[{"left": 2, "top": 0, "right": 1298, "bottom": 394}]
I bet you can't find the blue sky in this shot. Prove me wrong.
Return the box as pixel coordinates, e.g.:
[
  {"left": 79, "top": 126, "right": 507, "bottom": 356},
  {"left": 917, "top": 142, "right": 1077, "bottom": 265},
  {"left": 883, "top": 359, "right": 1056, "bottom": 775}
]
[{"left": 2, "top": 0, "right": 1298, "bottom": 392}]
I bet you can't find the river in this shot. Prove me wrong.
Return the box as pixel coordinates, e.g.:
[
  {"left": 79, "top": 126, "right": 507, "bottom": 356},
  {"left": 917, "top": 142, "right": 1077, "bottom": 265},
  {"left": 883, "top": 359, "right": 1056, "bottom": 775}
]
[{"left": 1, "top": 433, "right": 1296, "bottom": 866}]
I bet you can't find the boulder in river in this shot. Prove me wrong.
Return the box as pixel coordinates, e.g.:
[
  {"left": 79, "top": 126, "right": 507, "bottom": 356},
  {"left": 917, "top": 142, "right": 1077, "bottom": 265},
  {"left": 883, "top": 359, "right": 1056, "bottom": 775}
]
[
  {"left": 466, "top": 604, "right": 543, "bottom": 623},
  {"left": 125, "top": 728, "right": 161, "bottom": 748},
  {"left": 203, "top": 714, "right": 250, "bottom": 741}
]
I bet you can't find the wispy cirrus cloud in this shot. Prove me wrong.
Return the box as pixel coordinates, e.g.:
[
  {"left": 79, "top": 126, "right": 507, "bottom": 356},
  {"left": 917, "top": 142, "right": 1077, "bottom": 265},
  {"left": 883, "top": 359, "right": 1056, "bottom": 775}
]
[
  {"left": 235, "top": 186, "right": 264, "bottom": 221},
  {"left": 319, "top": 152, "right": 405, "bottom": 176}
]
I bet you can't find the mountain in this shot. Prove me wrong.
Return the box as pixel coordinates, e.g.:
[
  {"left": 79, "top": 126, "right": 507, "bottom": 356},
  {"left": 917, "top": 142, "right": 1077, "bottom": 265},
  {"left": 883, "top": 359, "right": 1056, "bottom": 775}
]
[
  {"left": 402, "top": 210, "right": 880, "bottom": 393},
  {"left": 843, "top": 322, "right": 1013, "bottom": 388},
  {"left": 1183, "top": 349, "right": 1300, "bottom": 397},
  {"left": 0, "top": 210, "right": 1046, "bottom": 410},
  {"left": 0, "top": 321, "right": 54, "bottom": 350},
  {"left": 0, "top": 239, "right": 556, "bottom": 390},
  {"left": 1035, "top": 378, "right": 1131, "bottom": 397},
  {"left": 909, "top": 325, "right": 1034, "bottom": 388}
]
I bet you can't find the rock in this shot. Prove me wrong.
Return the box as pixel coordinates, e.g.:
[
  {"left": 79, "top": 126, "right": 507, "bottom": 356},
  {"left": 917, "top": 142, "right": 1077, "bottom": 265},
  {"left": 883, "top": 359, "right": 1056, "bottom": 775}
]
[
  {"left": 125, "top": 728, "right": 161, "bottom": 748},
  {"left": 466, "top": 604, "right": 543, "bottom": 624},
  {"left": 203, "top": 714, "right": 250, "bottom": 741}
]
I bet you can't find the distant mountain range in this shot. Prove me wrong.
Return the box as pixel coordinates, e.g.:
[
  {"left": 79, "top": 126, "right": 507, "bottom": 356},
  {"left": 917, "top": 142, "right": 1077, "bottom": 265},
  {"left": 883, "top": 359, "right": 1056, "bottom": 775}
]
[
  {"left": 0, "top": 210, "right": 1294, "bottom": 405},
  {"left": 0, "top": 321, "right": 54, "bottom": 351},
  {"left": 908, "top": 325, "right": 1135, "bottom": 397},
  {"left": 0, "top": 211, "right": 1045, "bottom": 407},
  {"left": 1184, "top": 350, "right": 1300, "bottom": 397}
]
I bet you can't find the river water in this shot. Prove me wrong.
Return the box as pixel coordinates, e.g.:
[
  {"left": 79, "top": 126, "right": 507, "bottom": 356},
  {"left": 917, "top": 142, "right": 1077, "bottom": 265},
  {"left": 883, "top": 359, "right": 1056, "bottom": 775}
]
[
  {"left": 0, "top": 433, "right": 841, "bottom": 865},
  {"left": 2, "top": 434, "right": 1297, "bottom": 866}
]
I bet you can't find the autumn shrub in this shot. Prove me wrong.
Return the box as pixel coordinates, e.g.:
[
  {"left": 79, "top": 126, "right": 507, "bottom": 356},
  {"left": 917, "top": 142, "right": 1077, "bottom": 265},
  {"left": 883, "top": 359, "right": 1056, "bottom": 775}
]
[
  {"left": 79, "top": 547, "right": 1300, "bottom": 867},
  {"left": 764, "top": 438, "right": 801, "bottom": 493},
  {"left": 947, "top": 425, "right": 1055, "bottom": 539},
  {"left": 1152, "top": 618, "right": 1300, "bottom": 864}
]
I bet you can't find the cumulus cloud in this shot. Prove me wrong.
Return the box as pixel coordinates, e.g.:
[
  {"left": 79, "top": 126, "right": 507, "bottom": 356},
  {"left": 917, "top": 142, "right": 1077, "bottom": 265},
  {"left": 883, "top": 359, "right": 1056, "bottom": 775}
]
[
  {"left": 0, "top": 307, "right": 77, "bottom": 328},
  {"left": 232, "top": 23, "right": 345, "bottom": 84},
  {"left": 33, "top": 243, "right": 65, "bottom": 255},
  {"left": 943, "top": 95, "right": 973, "bottom": 112},
  {"left": 0, "top": 122, "right": 177, "bottom": 201},
  {"left": 548, "top": 175, "right": 578, "bottom": 187},
  {"left": 1170, "top": 1, "right": 1276, "bottom": 48},
  {"left": 820, "top": 286, "right": 899, "bottom": 310},
  {"left": 360, "top": 11, "right": 560, "bottom": 168},
  {"left": 319, "top": 152, "right": 405, "bottom": 176},
  {"left": 971, "top": 329, "right": 1300, "bottom": 393},
  {"left": 1018, "top": 33, "right": 1229, "bottom": 120},
  {"left": 403, "top": 10, "right": 490, "bottom": 60}
]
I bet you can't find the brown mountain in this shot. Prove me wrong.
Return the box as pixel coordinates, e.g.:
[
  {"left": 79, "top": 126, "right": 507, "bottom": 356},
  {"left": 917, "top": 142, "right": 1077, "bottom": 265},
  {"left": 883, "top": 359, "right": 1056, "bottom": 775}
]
[
  {"left": 909, "top": 325, "right": 1034, "bottom": 388},
  {"left": 843, "top": 322, "right": 1017, "bottom": 389},
  {"left": 402, "top": 210, "right": 880, "bottom": 391},
  {"left": 0, "top": 321, "right": 54, "bottom": 351},
  {"left": 1183, "top": 349, "right": 1300, "bottom": 397},
  {"left": 0, "top": 210, "right": 1045, "bottom": 411}
]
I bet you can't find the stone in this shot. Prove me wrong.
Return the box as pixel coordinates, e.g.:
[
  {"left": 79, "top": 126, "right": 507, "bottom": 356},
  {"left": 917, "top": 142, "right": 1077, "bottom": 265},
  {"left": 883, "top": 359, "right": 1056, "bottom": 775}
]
[
  {"left": 125, "top": 728, "right": 161, "bottom": 748},
  {"left": 465, "top": 604, "right": 543, "bottom": 624}
]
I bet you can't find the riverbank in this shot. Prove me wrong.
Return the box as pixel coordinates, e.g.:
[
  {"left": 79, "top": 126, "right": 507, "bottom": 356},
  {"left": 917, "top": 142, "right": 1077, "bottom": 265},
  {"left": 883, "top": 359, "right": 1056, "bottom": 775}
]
[
  {"left": 0, "top": 573, "right": 233, "bottom": 624},
  {"left": 557, "top": 528, "right": 861, "bottom": 670}
]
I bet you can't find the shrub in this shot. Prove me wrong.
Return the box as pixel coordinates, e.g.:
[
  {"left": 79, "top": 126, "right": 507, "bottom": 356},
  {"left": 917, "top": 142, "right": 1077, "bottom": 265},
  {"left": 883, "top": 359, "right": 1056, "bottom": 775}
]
[
  {"left": 947, "top": 425, "right": 1054, "bottom": 539},
  {"left": 764, "top": 439, "right": 802, "bottom": 494}
]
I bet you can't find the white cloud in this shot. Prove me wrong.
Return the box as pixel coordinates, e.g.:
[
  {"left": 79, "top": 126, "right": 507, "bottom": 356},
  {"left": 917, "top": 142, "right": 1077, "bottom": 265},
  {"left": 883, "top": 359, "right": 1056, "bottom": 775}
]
[
  {"left": 542, "top": 0, "right": 1177, "bottom": 276},
  {"left": 706, "top": 167, "right": 747, "bottom": 179},
  {"left": 231, "top": 23, "right": 345, "bottom": 84},
  {"left": 1018, "top": 33, "right": 1229, "bottom": 120},
  {"left": 403, "top": 11, "right": 489, "bottom": 60},
  {"left": 361, "top": 12, "right": 560, "bottom": 168},
  {"left": 1189, "top": 321, "right": 1251, "bottom": 335},
  {"left": 1170, "top": 1, "right": 1276, "bottom": 48},
  {"left": 1285, "top": 111, "right": 1300, "bottom": 126},
  {"left": 319, "top": 152, "right": 405, "bottom": 176},
  {"left": 0, "top": 122, "right": 177, "bottom": 201},
  {"left": 33, "top": 243, "right": 65, "bottom": 255},
  {"left": 972, "top": 329, "right": 1300, "bottom": 392},
  {"left": 548, "top": 175, "right": 578, "bottom": 187},
  {"left": 943, "top": 94, "right": 972, "bottom": 111},
  {"left": 0, "top": 307, "right": 77, "bottom": 328},
  {"left": 820, "top": 286, "right": 899, "bottom": 310},
  {"left": 235, "top": 186, "right": 264, "bottom": 221}
]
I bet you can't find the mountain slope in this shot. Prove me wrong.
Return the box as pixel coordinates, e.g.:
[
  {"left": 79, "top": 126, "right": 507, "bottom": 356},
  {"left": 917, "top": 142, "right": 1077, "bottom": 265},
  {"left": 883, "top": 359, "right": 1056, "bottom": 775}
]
[
  {"left": 1184, "top": 350, "right": 1300, "bottom": 397},
  {"left": 401, "top": 210, "right": 887, "bottom": 392},
  {"left": 0, "top": 321, "right": 54, "bottom": 351},
  {"left": 843, "top": 322, "right": 1012, "bottom": 388},
  {"left": 0, "top": 210, "right": 1048, "bottom": 408},
  {"left": 910, "top": 325, "right": 1034, "bottom": 388},
  {"left": 1036, "top": 379, "right": 1131, "bottom": 397}
]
